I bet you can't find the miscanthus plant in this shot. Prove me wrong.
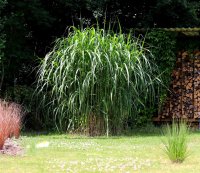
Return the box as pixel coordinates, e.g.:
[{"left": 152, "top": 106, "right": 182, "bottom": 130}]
[
  {"left": 163, "top": 121, "right": 189, "bottom": 163},
  {"left": 37, "top": 27, "right": 161, "bottom": 134}
]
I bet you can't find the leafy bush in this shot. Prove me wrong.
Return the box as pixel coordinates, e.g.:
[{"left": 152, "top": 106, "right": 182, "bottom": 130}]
[
  {"left": 2, "top": 85, "right": 52, "bottom": 131},
  {"left": 144, "top": 30, "right": 177, "bottom": 120},
  {"left": 37, "top": 27, "right": 161, "bottom": 135},
  {"left": 163, "top": 121, "right": 189, "bottom": 163},
  {"left": 0, "top": 0, "right": 7, "bottom": 89},
  {"left": 146, "top": 30, "right": 177, "bottom": 85},
  {"left": 0, "top": 100, "right": 22, "bottom": 149}
]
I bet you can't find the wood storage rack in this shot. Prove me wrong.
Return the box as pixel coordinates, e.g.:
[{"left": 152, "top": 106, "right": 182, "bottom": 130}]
[{"left": 155, "top": 51, "right": 200, "bottom": 123}]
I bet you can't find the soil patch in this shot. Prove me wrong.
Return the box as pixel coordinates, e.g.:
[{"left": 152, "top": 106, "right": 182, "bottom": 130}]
[{"left": 0, "top": 138, "right": 24, "bottom": 156}]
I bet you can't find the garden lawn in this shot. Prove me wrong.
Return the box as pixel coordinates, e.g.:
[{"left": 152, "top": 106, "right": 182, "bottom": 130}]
[{"left": 1, "top": 132, "right": 200, "bottom": 173}]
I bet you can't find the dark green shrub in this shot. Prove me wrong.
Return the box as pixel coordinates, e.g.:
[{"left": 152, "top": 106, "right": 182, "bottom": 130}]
[
  {"left": 146, "top": 30, "right": 177, "bottom": 87},
  {"left": 3, "top": 85, "right": 48, "bottom": 131},
  {"left": 143, "top": 30, "right": 177, "bottom": 120},
  {"left": 0, "top": 0, "right": 7, "bottom": 89}
]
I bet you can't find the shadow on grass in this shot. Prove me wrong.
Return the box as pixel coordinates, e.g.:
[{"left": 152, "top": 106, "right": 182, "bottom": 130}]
[{"left": 21, "top": 124, "right": 163, "bottom": 139}]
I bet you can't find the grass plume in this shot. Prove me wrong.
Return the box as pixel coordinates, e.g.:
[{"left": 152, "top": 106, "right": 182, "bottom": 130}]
[{"left": 37, "top": 27, "right": 161, "bottom": 135}]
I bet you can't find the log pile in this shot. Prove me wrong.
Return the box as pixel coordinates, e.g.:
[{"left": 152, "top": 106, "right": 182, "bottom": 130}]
[{"left": 159, "top": 50, "right": 200, "bottom": 121}]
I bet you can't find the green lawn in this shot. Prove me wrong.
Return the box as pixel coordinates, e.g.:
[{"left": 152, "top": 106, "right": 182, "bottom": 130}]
[{"left": 1, "top": 132, "right": 200, "bottom": 173}]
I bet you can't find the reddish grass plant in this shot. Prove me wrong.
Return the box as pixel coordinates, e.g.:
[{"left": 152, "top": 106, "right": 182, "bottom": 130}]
[{"left": 0, "top": 100, "right": 22, "bottom": 150}]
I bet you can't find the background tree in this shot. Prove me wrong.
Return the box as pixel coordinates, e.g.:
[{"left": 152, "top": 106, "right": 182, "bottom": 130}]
[
  {"left": 1, "top": 0, "right": 199, "bottom": 130},
  {"left": 2, "top": 0, "right": 55, "bottom": 88},
  {"left": 2, "top": 0, "right": 200, "bottom": 90},
  {"left": 0, "top": 0, "right": 6, "bottom": 89},
  {"left": 152, "top": 0, "right": 200, "bottom": 27}
]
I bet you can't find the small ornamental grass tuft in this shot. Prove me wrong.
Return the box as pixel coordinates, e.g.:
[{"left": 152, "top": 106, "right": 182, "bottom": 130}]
[
  {"left": 0, "top": 100, "right": 22, "bottom": 149},
  {"left": 163, "top": 120, "right": 189, "bottom": 163}
]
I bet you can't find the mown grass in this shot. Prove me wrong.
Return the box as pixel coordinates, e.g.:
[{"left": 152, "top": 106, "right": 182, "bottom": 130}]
[{"left": 1, "top": 132, "right": 200, "bottom": 173}]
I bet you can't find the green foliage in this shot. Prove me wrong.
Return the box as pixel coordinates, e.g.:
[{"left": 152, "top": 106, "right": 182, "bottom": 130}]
[
  {"left": 146, "top": 30, "right": 177, "bottom": 82},
  {"left": 0, "top": 0, "right": 6, "bottom": 89},
  {"left": 2, "top": 85, "right": 48, "bottom": 130},
  {"left": 136, "top": 107, "right": 156, "bottom": 126},
  {"left": 1, "top": 0, "right": 199, "bottom": 132},
  {"left": 177, "top": 37, "right": 200, "bottom": 52},
  {"left": 153, "top": 0, "right": 200, "bottom": 27},
  {"left": 0, "top": 0, "right": 6, "bottom": 50},
  {"left": 37, "top": 27, "right": 161, "bottom": 134},
  {"left": 84, "top": 0, "right": 200, "bottom": 28},
  {"left": 1, "top": 0, "right": 55, "bottom": 88},
  {"left": 163, "top": 121, "right": 189, "bottom": 163},
  {"left": 4, "top": 85, "right": 35, "bottom": 112},
  {"left": 146, "top": 30, "right": 177, "bottom": 108},
  {"left": 132, "top": 30, "right": 177, "bottom": 125}
]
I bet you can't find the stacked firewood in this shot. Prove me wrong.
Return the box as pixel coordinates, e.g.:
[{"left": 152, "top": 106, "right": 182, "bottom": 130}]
[{"left": 159, "top": 50, "right": 200, "bottom": 120}]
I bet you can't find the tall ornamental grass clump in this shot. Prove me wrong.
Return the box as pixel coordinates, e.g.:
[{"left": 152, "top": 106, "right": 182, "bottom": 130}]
[
  {"left": 163, "top": 121, "right": 189, "bottom": 163},
  {"left": 37, "top": 27, "right": 160, "bottom": 135}
]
